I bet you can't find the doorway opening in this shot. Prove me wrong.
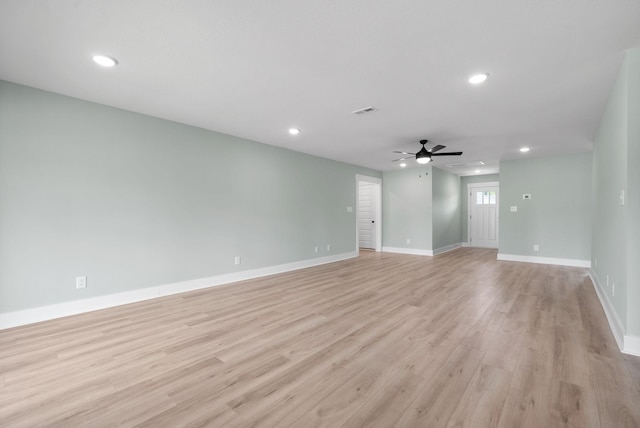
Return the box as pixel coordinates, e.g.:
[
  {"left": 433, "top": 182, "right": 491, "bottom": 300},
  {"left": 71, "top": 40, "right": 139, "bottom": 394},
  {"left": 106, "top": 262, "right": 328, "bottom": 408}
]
[
  {"left": 467, "top": 181, "right": 499, "bottom": 249},
  {"left": 356, "top": 175, "right": 382, "bottom": 253}
]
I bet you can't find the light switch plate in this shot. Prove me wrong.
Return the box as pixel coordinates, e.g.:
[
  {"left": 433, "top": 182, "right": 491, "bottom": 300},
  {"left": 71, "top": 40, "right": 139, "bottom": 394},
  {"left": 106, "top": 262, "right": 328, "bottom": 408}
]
[{"left": 510, "top": 206, "right": 518, "bottom": 212}]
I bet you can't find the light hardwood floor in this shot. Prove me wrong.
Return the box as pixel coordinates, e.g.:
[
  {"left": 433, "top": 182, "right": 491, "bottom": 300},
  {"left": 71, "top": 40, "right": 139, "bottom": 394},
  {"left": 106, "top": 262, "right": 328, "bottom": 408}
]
[{"left": 1, "top": 248, "right": 639, "bottom": 427}]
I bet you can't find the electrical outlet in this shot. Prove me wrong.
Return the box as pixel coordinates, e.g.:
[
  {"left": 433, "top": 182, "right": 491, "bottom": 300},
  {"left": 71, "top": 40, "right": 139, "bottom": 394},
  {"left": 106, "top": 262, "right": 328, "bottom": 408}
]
[
  {"left": 234, "top": 256, "right": 241, "bottom": 265},
  {"left": 75, "top": 276, "right": 87, "bottom": 289},
  {"left": 326, "top": 244, "right": 331, "bottom": 252},
  {"left": 314, "top": 246, "right": 319, "bottom": 253},
  {"left": 406, "top": 238, "right": 411, "bottom": 245},
  {"left": 533, "top": 245, "right": 539, "bottom": 252},
  {"left": 510, "top": 206, "right": 518, "bottom": 212}
]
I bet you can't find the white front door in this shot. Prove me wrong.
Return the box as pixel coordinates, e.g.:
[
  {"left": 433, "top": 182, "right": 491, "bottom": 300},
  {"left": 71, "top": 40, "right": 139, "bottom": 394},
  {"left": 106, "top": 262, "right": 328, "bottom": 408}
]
[
  {"left": 469, "top": 185, "right": 499, "bottom": 248},
  {"left": 358, "top": 182, "right": 376, "bottom": 249}
]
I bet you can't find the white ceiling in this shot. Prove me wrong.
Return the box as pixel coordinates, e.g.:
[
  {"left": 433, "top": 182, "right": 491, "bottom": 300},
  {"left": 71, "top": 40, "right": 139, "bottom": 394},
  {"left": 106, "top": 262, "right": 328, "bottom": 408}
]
[{"left": 1, "top": 1, "right": 639, "bottom": 175}]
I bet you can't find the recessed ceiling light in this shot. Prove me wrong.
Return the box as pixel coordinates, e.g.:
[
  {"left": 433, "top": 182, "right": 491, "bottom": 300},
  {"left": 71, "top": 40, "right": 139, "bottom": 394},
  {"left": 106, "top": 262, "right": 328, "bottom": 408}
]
[
  {"left": 400, "top": 163, "right": 407, "bottom": 168},
  {"left": 474, "top": 169, "right": 481, "bottom": 173},
  {"left": 520, "top": 147, "right": 530, "bottom": 153},
  {"left": 92, "top": 54, "right": 118, "bottom": 67},
  {"left": 288, "top": 128, "right": 300, "bottom": 135},
  {"left": 468, "top": 73, "right": 489, "bottom": 84}
]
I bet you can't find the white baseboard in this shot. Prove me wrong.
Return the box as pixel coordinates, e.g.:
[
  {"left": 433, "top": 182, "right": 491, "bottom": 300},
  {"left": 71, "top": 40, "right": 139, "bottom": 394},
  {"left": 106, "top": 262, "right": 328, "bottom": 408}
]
[
  {"left": 588, "top": 270, "right": 625, "bottom": 351},
  {"left": 382, "top": 246, "right": 433, "bottom": 256},
  {"left": 625, "top": 335, "right": 640, "bottom": 357},
  {"left": 497, "top": 253, "right": 591, "bottom": 268},
  {"left": 588, "top": 270, "right": 640, "bottom": 356},
  {"left": 0, "top": 251, "right": 358, "bottom": 330},
  {"left": 461, "top": 242, "right": 470, "bottom": 247},
  {"left": 382, "top": 243, "right": 465, "bottom": 257},
  {"left": 432, "top": 242, "right": 464, "bottom": 255}
]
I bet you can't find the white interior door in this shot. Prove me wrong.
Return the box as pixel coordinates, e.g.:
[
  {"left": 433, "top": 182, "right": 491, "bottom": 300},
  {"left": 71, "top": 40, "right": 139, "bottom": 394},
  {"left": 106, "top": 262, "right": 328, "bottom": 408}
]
[
  {"left": 358, "top": 182, "right": 376, "bottom": 249},
  {"left": 469, "top": 185, "right": 499, "bottom": 248}
]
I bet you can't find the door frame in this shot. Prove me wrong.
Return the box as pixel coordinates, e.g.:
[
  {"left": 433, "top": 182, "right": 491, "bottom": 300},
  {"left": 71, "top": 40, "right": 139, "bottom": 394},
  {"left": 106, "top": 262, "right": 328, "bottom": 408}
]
[
  {"left": 467, "top": 181, "right": 500, "bottom": 248},
  {"left": 356, "top": 174, "right": 382, "bottom": 253}
]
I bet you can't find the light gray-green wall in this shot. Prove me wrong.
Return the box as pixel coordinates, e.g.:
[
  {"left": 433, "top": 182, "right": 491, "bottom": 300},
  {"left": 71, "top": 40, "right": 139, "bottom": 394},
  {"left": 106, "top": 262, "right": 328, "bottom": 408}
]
[
  {"left": 592, "top": 51, "right": 629, "bottom": 330},
  {"left": 460, "top": 173, "right": 500, "bottom": 242},
  {"left": 382, "top": 166, "right": 432, "bottom": 251},
  {"left": 592, "top": 46, "right": 640, "bottom": 336},
  {"left": 0, "top": 81, "right": 380, "bottom": 313},
  {"left": 432, "top": 167, "right": 461, "bottom": 250},
  {"left": 499, "top": 153, "right": 592, "bottom": 260},
  {"left": 627, "top": 48, "right": 640, "bottom": 336}
]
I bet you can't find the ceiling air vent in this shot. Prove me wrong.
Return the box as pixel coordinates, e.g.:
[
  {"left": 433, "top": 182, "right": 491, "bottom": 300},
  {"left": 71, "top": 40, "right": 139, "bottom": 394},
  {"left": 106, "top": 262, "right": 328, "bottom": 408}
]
[
  {"left": 351, "top": 106, "right": 376, "bottom": 115},
  {"left": 446, "top": 161, "right": 485, "bottom": 168}
]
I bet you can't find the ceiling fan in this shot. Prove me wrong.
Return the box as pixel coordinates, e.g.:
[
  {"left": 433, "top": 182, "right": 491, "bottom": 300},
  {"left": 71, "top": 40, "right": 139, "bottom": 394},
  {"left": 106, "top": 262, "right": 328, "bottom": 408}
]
[{"left": 393, "top": 140, "right": 462, "bottom": 164}]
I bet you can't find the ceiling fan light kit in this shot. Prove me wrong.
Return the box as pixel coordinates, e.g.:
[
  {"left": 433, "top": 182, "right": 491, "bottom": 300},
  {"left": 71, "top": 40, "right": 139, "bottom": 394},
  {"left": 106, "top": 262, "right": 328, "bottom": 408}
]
[{"left": 416, "top": 148, "right": 431, "bottom": 164}]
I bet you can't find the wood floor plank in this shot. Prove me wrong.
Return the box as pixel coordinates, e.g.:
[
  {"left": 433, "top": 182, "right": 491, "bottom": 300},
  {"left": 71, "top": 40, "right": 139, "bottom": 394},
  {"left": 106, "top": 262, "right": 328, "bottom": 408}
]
[
  {"left": 548, "top": 379, "right": 600, "bottom": 428},
  {"left": 339, "top": 369, "right": 425, "bottom": 428},
  {"left": 0, "top": 248, "right": 638, "bottom": 427},
  {"left": 394, "top": 343, "right": 485, "bottom": 427},
  {"left": 553, "top": 325, "right": 590, "bottom": 387},
  {"left": 588, "top": 353, "right": 640, "bottom": 427},
  {"left": 497, "top": 348, "right": 554, "bottom": 428},
  {"left": 445, "top": 363, "right": 512, "bottom": 428}
]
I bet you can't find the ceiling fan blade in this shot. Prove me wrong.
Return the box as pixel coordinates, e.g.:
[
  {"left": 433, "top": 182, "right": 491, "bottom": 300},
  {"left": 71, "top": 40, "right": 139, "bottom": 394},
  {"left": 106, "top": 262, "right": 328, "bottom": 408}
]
[
  {"left": 428, "top": 145, "right": 446, "bottom": 153},
  {"left": 431, "top": 152, "right": 463, "bottom": 156},
  {"left": 392, "top": 151, "right": 415, "bottom": 155}
]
